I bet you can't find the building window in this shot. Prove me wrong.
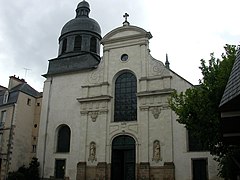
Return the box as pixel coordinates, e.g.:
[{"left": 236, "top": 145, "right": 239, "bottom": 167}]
[
  {"left": 114, "top": 72, "right": 137, "bottom": 122},
  {"left": 27, "top": 98, "right": 31, "bottom": 106},
  {"left": 74, "top": 35, "right": 82, "bottom": 51},
  {"left": 90, "top": 37, "right": 97, "bottom": 53},
  {"left": 56, "top": 125, "right": 71, "bottom": 152},
  {"left": 192, "top": 159, "right": 208, "bottom": 180},
  {"left": 188, "top": 130, "right": 207, "bottom": 151},
  {"left": 0, "top": 110, "right": 6, "bottom": 127},
  {"left": 62, "top": 39, "right": 67, "bottom": 54},
  {"left": 32, "top": 145, "right": 37, "bottom": 153},
  {"left": 3, "top": 91, "right": 9, "bottom": 104},
  {"left": 121, "top": 54, "right": 129, "bottom": 61}
]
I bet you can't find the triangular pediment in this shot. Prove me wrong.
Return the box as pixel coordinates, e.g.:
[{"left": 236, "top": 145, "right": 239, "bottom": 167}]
[
  {"left": 101, "top": 25, "right": 152, "bottom": 45},
  {"left": 109, "top": 29, "right": 141, "bottom": 39}
]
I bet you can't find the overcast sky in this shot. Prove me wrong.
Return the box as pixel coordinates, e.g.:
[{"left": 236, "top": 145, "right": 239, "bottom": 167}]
[{"left": 0, "top": 0, "right": 239, "bottom": 91}]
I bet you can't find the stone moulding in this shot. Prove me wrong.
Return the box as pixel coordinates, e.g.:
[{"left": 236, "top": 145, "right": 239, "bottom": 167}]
[
  {"left": 139, "top": 104, "right": 169, "bottom": 112},
  {"left": 77, "top": 95, "right": 111, "bottom": 120},
  {"left": 139, "top": 75, "right": 172, "bottom": 81},
  {"left": 77, "top": 95, "right": 112, "bottom": 103},
  {"left": 88, "top": 111, "right": 98, "bottom": 122},
  {"left": 150, "top": 106, "right": 161, "bottom": 119},
  {"left": 137, "top": 88, "right": 175, "bottom": 97}
]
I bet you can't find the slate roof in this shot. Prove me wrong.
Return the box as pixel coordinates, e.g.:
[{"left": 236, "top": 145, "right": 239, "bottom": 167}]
[
  {"left": 44, "top": 52, "right": 100, "bottom": 77},
  {"left": 220, "top": 49, "right": 240, "bottom": 110},
  {"left": 0, "top": 85, "right": 7, "bottom": 91},
  {"left": 0, "top": 83, "right": 42, "bottom": 107}
]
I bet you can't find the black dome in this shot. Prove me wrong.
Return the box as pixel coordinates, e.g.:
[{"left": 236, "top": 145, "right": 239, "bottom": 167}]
[
  {"left": 60, "top": 0, "right": 101, "bottom": 37},
  {"left": 61, "top": 17, "right": 101, "bottom": 36},
  {"left": 77, "top": 1, "right": 90, "bottom": 9}
]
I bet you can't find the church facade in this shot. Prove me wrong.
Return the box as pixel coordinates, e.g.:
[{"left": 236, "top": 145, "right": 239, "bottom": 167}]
[{"left": 37, "top": 1, "right": 221, "bottom": 179}]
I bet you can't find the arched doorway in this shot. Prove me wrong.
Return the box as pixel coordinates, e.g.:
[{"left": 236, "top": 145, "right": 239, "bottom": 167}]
[{"left": 111, "top": 135, "right": 136, "bottom": 180}]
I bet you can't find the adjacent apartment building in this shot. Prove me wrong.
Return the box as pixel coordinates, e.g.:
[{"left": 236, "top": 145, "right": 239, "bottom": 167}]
[{"left": 0, "top": 75, "right": 42, "bottom": 179}]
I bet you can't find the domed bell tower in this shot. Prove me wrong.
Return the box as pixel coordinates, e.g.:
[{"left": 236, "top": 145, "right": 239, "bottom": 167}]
[{"left": 44, "top": 0, "right": 102, "bottom": 77}]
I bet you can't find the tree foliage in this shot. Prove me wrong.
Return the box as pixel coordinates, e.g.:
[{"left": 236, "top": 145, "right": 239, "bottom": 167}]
[
  {"left": 7, "top": 157, "right": 40, "bottom": 180},
  {"left": 169, "top": 44, "right": 239, "bottom": 178}
]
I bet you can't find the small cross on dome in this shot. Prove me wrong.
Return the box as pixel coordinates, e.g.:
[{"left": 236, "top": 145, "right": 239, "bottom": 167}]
[
  {"left": 123, "top": 13, "right": 130, "bottom": 26},
  {"left": 123, "top": 13, "right": 129, "bottom": 22}
]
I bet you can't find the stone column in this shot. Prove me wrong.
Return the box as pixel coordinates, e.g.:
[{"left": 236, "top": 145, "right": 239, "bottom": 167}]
[
  {"left": 103, "top": 50, "right": 109, "bottom": 82},
  {"left": 79, "top": 112, "right": 88, "bottom": 162},
  {"left": 139, "top": 106, "right": 149, "bottom": 162},
  {"left": 140, "top": 44, "right": 147, "bottom": 78}
]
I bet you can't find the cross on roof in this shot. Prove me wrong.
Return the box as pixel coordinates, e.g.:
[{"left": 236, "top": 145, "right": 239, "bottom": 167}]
[
  {"left": 123, "top": 13, "right": 129, "bottom": 22},
  {"left": 123, "top": 13, "right": 130, "bottom": 26}
]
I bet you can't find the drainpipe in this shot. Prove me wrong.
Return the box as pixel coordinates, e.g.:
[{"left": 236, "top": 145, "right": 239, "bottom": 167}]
[
  {"left": 5, "top": 103, "right": 16, "bottom": 180},
  {"left": 171, "top": 109, "right": 174, "bottom": 163},
  {"left": 41, "top": 77, "right": 53, "bottom": 179}
]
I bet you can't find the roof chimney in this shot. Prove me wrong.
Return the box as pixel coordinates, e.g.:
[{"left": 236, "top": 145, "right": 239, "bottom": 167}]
[{"left": 8, "top": 75, "right": 26, "bottom": 89}]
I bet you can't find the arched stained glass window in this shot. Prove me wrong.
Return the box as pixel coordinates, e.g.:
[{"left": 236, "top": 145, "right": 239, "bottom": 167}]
[
  {"left": 114, "top": 72, "right": 137, "bottom": 122},
  {"left": 74, "top": 35, "right": 82, "bottom": 51},
  {"left": 62, "top": 39, "right": 67, "bottom": 54},
  {"left": 112, "top": 135, "right": 135, "bottom": 149},
  {"left": 90, "top": 37, "right": 97, "bottom": 53},
  {"left": 56, "top": 125, "right": 71, "bottom": 152}
]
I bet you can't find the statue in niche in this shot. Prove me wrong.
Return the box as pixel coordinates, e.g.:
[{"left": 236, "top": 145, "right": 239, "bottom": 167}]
[
  {"left": 88, "top": 142, "right": 97, "bottom": 162},
  {"left": 152, "top": 140, "right": 161, "bottom": 162}
]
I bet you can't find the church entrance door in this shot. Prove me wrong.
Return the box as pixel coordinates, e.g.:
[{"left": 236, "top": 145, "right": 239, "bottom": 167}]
[
  {"left": 111, "top": 135, "right": 136, "bottom": 180},
  {"left": 55, "top": 159, "right": 65, "bottom": 179}
]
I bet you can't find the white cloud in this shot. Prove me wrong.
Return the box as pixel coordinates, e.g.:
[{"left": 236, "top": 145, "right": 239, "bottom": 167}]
[{"left": 0, "top": 0, "right": 239, "bottom": 90}]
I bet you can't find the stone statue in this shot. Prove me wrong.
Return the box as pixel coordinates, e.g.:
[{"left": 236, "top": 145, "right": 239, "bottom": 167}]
[
  {"left": 88, "top": 142, "right": 97, "bottom": 162},
  {"left": 152, "top": 140, "right": 161, "bottom": 162}
]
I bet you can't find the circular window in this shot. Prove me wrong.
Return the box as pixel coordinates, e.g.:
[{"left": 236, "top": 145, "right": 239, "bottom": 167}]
[
  {"left": 34, "top": 124, "right": 37, "bottom": 128},
  {"left": 121, "top": 54, "right": 128, "bottom": 61}
]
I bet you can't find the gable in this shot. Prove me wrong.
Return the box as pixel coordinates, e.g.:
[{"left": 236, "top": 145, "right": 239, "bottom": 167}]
[
  {"left": 108, "top": 29, "right": 141, "bottom": 39},
  {"left": 101, "top": 25, "right": 152, "bottom": 45}
]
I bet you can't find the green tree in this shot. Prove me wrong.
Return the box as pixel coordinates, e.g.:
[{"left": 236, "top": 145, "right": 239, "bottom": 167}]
[
  {"left": 27, "top": 157, "right": 40, "bottom": 180},
  {"left": 7, "top": 157, "right": 40, "bottom": 180},
  {"left": 169, "top": 44, "right": 239, "bottom": 178}
]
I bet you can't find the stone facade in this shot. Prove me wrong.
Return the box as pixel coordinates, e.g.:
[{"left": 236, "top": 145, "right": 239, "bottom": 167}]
[
  {"left": 76, "top": 162, "right": 175, "bottom": 180},
  {"left": 37, "top": 1, "right": 222, "bottom": 180}
]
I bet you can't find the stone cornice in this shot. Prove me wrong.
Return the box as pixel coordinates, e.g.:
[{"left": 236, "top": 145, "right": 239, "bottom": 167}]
[
  {"left": 137, "top": 89, "right": 174, "bottom": 97},
  {"left": 77, "top": 95, "right": 112, "bottom": 103},
  {"left": 139, "top": 75, "right": 172, "bottom": 81},
  {"left": 139, "top": 104, "right": 169, "bottom": 111},
  {"left": 103, "top": 38, "right": 148, "bottom": 51},
  {"left": 82, "top": 82, "right": 109, "bottom": 88},
  {"left": 101, "top": 25, "right": 152, "bottom": 45}
]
